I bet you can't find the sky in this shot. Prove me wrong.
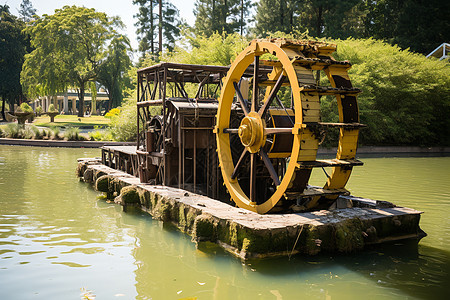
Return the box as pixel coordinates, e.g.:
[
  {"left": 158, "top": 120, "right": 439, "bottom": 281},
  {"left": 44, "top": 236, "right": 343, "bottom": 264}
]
[{"left": 1, "top": 0, "right": 196, "bottom": 52}]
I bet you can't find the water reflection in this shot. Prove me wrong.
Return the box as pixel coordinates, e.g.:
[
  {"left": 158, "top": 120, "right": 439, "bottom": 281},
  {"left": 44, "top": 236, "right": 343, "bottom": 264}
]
[
  {"left": 0, "top": 146, "right": 449, "bottom": 299},
  {"left": 244, "top": 241, "right": 450, "bottom": 300}
]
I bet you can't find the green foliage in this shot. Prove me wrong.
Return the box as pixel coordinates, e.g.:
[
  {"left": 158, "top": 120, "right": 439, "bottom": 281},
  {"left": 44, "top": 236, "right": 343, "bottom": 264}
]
[
  {"left": 48, "top": 104, "right": 57, "bottom": 112},
  {"left": 194, "top": 0, "right": 252, "bottom": 36},
  {"left": 21, "top": 5, "right": 126, "bottom": 117},
  {"left": 22, "top": 125, "right": 35, "bottom": 139},
  {"left": 133, "top": 0, "right": 181, "bottom": 59},
  {"left": 109, "top": 100, "right": 137, "bottom": 142},
  {"left": 35, "top": 105, "right": 43, "bottom": 115},
  {"left": 253, "top": 0, "right": 449, "bottom": 54},
  {"left": 160, "top": 30, "right": 248, "bottom": 66},
  {"left": 364, "top": 0, "right": 450, "bottom": 54},
  {"left": 104, "top": 108, "right": 121, "bottom": 119},
  {"left": 19, "top": 102, "right": 33, "bottom": 113},
  {"left": 254, "top": 0, "right": 299, "bottom": 37},
  {"left": 4, "top": 123, "right": 20, "bottom": 138},
  {"left": 0, "top": 6, "right": 27, "bottom": 110},
  {"left": 64, "top": 126, "right": 86, "bottom": 141},
  {"left": 18, "top": 0, "right": 37, "bottom": 23},
  {"left": 30, "top": 125, "right": 42, "bottom": 139},
  {"left": 326, "top": 38, "right": 450, "bottom": 146},
  {"left": 50, "top": 126, "right": 61, "bottom": 139},
  {"left": 2, "top": 123, "right": 44, "bottom": 139},
  {"left": 254, "top": 0, "right": 365, "bottom": 38},
  {"left": 97, "top": 35, "right": 132, "bottom": 109},
  {"left": 89, "top": 127, "right": 113, "bottom": 141}
]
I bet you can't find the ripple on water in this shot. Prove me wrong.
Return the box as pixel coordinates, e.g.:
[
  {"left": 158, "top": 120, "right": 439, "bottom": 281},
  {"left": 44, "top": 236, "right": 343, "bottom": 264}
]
[
  {"left": 0, "top": 147, "right": 449, "bottom": 299},
  {"left": 51, "top": 262, "right": 91, "bottom": 268}
]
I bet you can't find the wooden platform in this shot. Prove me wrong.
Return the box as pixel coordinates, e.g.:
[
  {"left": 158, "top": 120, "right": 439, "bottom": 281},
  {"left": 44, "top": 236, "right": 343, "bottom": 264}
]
[
  {"left": 77, "top": 158, "right": 426, "bottom": 260},
  {"left": 101, "top": 145, "right": 139, "bottom": 176}
]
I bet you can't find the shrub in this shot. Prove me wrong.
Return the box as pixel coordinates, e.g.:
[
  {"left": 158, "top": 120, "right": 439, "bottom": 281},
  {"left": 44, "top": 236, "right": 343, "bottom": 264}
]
[
  {"left": 109, "top": 101, "right": 137, "bottom": 142},
  {"left": 22, "top": 126, "right": 35, "bottom": 139},
  {"left": 31, "top": 126, "right": 42, "bottom": 139},
  {"left": 35, "top": 106, "right": 43, "bottom": 115},
  {"left": 4, "top": 123, "right": 21, "bottom": 138},
  {"left": 65, "top": 126, "right": 80, "bottom": 141},
  {"left": 104, "top": 108, "right": 120, "bottom": 119},
  {"left": 19, "top": 102, "right": 33, "bottom": 114},
  {"left": 42, "top": 128, "right": 54, "bottom": 139},
  {"left": 48, "top": 104, "right": 58, "bottom": 112},
  {"left": 160, "top": 31, "right": 248, "bottom": 66},
  {"left": 329, "top": 38, "right": 450, "bottom": 146},
  {"left": 89, "top": 128, "right": 113, "bottom": 141},
  {"left": 51, "top": 126, "right": 61, "bottom": 140}
]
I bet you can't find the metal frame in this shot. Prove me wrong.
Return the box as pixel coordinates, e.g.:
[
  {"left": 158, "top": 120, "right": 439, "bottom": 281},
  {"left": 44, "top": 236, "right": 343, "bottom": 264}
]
[{"left": 135, "top": 63, "right": 230, "bottom": 198}]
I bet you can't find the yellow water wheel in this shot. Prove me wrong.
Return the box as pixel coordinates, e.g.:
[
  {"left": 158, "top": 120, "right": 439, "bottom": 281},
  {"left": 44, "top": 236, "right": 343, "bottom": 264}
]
[{"left": 215, "top": 39, "right": 364, "bottom": 214}]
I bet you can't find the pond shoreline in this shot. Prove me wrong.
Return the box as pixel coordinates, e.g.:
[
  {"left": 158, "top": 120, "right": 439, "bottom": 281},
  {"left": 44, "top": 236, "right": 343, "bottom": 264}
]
[
  {"left": 1, "top": 137, "right": 448, "bottom": 154},
  {"left": 0, "top": 137, "right": 135, "bottom": 148}
]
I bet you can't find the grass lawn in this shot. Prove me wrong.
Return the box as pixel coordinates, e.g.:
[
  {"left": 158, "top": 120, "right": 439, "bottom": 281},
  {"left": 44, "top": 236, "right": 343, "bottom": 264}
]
[{"left": 33, "top": 115, "right": 110, "bottom": 128}]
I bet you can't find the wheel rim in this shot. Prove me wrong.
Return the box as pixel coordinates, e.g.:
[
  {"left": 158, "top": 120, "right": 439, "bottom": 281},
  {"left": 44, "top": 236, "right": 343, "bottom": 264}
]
[{"left": 215, "top": 39, "right": 360, "bottom": 214}]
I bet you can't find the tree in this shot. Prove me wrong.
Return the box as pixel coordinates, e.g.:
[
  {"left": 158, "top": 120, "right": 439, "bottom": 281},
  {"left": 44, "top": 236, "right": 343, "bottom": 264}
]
[
  {"left": 133, "top": 0, "right": 181, "bottom": 59},
  {"left": 134, "top": 0, "right": 158, "bottom": 56},
  {"left": 97, "top": 35, "right": 133, "bottom": 109},
  {"left": 18, "top": 0, "right": 36, "bottom": 22},
  {"left": 161, "top": 1, "right": 181, "bottom": 52},
  {"left": 21, "top": 6, "right": 125, "bottom": 117},
  {"left": 238, "top": 0, "right": 253, "bottom": 35},
  {"left": 0, "top": 5, "right": 27, "bottom": 120},
  {"left": 364, "top": 0, "right": 450, "bottom": 54},
  {"left": 254, "top": 0, "right": 299, "bottom": 36},
  {"left": 254, "top": 0, "right": 366, "bottom": 39},
  {"left": 160, "top": 30, "right": 248, "bottom": 66},
  {"left": 327, "top": 38, "right": 450, "bottom": 146},
  {"left": 194, "top": 0, "right": 252, "bottom": 36}
]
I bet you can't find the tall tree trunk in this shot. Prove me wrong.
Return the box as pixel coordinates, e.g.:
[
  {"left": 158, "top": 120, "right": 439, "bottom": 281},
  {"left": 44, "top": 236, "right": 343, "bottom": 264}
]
[
  {"left": 223, "top": 0, "right": 228, "bottom": 31},
  {"left": 77, "top": 81, "right": 85, "bottom": 117},
  {"left": 212, "top": 0, "right": 215, "bottom": 29},
  {"left": 1, "top": 97, "right": 6, "bottom": 121},
  {"left": 240, "top": 0, "right": 244, "bottom": 35},
  {"left": 316, "top": 5, "right": 323, "bottom": 37},
  {"left": 159, "top": 0, "right": 162, "bottom": 54},
  {"left": 290, "top": 3, "right": 293, "bottom": 32},
  {"left": 107, "top": 91, "right": 111, "bottom": 111},
  {"left": 150, "top": 1, "right": 154, "bottom": 55}
]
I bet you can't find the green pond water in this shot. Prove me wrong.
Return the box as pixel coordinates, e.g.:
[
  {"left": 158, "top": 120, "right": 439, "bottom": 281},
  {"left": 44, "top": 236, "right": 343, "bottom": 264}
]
[{"left": 0, "top": 145, "right": 449, "bottom": 299}]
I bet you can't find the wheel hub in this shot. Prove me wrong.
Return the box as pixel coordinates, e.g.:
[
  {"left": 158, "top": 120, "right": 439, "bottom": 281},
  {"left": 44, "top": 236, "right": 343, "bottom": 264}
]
[{"left": 238, "top": 112, "right": 265, "bottom": 153}]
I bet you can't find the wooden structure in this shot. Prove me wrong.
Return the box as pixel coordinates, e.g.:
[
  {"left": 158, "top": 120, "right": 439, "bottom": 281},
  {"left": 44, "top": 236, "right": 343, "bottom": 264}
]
[{"left": 102, "top": 39, "right": 367, "bottom": 214}]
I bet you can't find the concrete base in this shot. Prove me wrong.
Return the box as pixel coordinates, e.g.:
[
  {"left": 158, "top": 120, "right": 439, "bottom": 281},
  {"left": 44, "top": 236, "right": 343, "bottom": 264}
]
[{"left": 77, "top": 158, "right": 425, "bottom": 260}]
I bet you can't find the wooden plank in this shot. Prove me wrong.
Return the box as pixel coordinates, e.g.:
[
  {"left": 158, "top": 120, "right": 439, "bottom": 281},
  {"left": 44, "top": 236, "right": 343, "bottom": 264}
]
[
  {"left": 298, "top": 159, "right": 363, "bottom": 168},
  {"left": 300, "top": 186, "right": 349, "bottom": 197}
]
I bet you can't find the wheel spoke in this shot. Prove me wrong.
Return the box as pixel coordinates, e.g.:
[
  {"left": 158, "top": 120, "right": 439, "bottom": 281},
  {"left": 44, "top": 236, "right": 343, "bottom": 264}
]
[
  {"left": 233, "top": 81, "right": 249, "bottom": 115},
  {"left": 250, "top": 153, "right": 257, "bottom": 203},
  {"left": 251, "top": 56, "right": 259, "bottom": 112},
  {"left": 231, "top": 148, "right": 248, "bottom": 179},
  {"left": 264, "top": 128, "right": 292, "bottom": 134},
  {"left": 259, "top": 148, "right": 280, "bottom": 186},
  {"left": 223, "top": 128, "right": 239, "bottom": 134},
  {"left": 258, "top": 74, "right": 285, "bottom": 117},
  {"left": 275, "top": 95, "right": 295, "bottom": 126}
]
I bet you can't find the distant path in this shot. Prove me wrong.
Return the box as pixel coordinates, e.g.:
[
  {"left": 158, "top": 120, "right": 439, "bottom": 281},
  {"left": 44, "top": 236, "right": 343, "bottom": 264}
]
[{"left": 0, "top": 138, "right": 135, "bottom": 148}]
